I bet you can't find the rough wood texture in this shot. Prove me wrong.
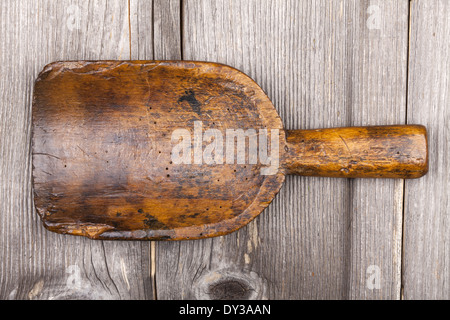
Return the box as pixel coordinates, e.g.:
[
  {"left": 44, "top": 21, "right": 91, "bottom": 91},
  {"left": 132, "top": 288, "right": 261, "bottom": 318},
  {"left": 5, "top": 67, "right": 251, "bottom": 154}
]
[
  {"left": 0, "top": 0, "right": 153, "bottom": 300},
  {"left": 31, "top": 59, "right": 427, "bottom": 241},
  {"left": 0, "top": 0, "right": 448, "bottom": 300},
  {"left": 403, "top": 0, "right": 450, "bottom": 299},
  {"left": 343, "top": 0, "right": 410, "bottom": 300},
  {"left": 155, "top": 0, "right": 412, "bottom": 300},
  {"left": 284, "top": 125, "right": 428, "bottom": 178},
  {"left": 32, "top": 60, "right": 285, "bottom": 240}
]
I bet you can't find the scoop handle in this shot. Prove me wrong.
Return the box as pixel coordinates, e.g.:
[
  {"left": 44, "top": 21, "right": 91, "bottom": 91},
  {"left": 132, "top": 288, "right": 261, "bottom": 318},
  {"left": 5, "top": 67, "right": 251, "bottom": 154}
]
[{"left": 282, "top": 125, "right": 428, "bottom": 179}]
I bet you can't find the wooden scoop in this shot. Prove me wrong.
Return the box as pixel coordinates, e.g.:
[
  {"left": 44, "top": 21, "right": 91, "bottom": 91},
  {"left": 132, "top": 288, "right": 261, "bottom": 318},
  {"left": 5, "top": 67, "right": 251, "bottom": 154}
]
[{"left": 32, "top": 61, "right": 428, "bottom": 240}]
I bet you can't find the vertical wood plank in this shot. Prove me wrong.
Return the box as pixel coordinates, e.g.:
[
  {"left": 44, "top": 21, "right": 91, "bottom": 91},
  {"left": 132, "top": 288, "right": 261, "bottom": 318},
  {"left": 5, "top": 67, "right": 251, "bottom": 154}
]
[
  {"left": 346, "top": 0, "right": 409, "bottom": 299},
  {"left": 403, "top": 0, "right": 450, "bottom": 300},
  {"left": 153, "top": 0, "right": 409, "bottom": 299},
  {"left": 0, "top": 0, "right": 153, "bottom": 299},
  {"left": 132, "top": 0, "right": 182, "bottom": 300},
  {"left": 3, "top": 0, "right": 441, "bottom": 300},
  {"left": 131, "top": 0, "right": 181, "bottom": 61},
  {"left": 154, "top": 0, "right": 182, "bottom": 60},
  {"left": 130, "top": 0, "right": 153, "bottom": 60}
]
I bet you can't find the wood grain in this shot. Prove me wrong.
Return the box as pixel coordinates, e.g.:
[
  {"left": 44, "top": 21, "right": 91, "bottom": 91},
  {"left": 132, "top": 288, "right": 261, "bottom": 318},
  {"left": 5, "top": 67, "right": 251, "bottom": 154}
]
[
  {"left": 32, "top": 60, "right": 285, "bottom": 240},
  {"left": 403, "top": 0, "right": 450, "bottom": 300},
  {"left": 32, "top": 58, "right": 427, "bottom": 241},
  {"left": 284, "top": 125, "right": 427, "bottom": 178},
  {"left": 0, "top": 0, "right": 447, "bottom": 300},
  {"left": 131, "top": 0, "right": 181, "bottom": 60},
  {"left": 152, "top": 0, "right": 411, "bottom": 299},
  {"left": 0, "top": 0, "right": 153, "bottom": 299}
]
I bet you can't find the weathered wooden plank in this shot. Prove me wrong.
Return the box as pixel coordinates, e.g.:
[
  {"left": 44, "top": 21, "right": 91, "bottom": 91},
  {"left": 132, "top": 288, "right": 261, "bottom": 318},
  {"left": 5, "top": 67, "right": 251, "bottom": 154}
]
[
  {"left": 3, "top": 0, "right": 443, "bottom": 301},
  {"left": 132, "top": 0, "right": 180, "bottom": 60},
  {"left": 403, "top": 0, "right": 450, "bottom": 300},
  {"left": 154, "top": 0, "right": 182, "bottom": 60},
  {"left": 345, "top": 0, "right": 409, "bottom": 299},
  {"left": 152, "top": 0, "right": 409, "bottom": 299},
  {"left": 132, "top": 0, "right": 184, "bottom": 300},
  {"left": 131, "top": 0, "right": 184, "bottom": 299},
  {"left": 130, "top": 0, "right": 152, "bottom": 59},
  {"left": 0, "top": 0, "right": 153, "bottom": 299}
]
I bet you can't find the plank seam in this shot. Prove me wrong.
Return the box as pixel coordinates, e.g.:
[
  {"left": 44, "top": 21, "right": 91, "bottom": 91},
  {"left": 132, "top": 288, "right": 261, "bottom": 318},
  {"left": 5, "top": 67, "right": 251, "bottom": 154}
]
[
  {"left": 128, "top": 0, "right": 132, "bottom": 58},
  {"left": 180, "top": 0, "right": 184, "bottom": 59},
  {"left": 400, "top": 0, "right": 413, "bottom": 300},
  {"left": 152, "top": 0, "right": 155, "bottom": 59}
]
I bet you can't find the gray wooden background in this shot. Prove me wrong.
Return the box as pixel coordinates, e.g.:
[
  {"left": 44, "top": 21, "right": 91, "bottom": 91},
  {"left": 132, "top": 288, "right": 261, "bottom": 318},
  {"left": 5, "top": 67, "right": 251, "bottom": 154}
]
[{"left": 0, "top": 0, "right": 448, "bottom": 300}]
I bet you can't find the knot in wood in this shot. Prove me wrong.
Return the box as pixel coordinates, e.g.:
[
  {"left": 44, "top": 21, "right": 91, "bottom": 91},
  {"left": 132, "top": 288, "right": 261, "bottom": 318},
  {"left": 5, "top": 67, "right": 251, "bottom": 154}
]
[{"left": 208, "top": 279, "right": 252, "bottom": 300}]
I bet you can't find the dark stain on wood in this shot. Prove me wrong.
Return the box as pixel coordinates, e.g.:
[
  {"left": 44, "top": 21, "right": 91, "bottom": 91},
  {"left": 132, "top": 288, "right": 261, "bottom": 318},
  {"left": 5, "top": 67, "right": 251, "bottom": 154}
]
[
  {"left": 31, "top": 60, "right": 428, "bottom": 241},
  {"left": 208, "top": 279, "right": 252, "bottom": 300},
  {"left": 143, "top": 213, "right": 169, "bottom": 230},
  {"left": 32, "top": 60, "right": 286, "bottom": 240},
  {"left": 178, "top": 89, "right": 202, "bottom": 116}
]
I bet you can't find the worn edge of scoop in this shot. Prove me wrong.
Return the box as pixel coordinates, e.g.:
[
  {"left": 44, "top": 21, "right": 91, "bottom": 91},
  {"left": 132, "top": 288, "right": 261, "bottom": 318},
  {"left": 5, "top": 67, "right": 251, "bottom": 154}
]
[{"left": 32, "top": 60, "right": 288, "bottom": 240}]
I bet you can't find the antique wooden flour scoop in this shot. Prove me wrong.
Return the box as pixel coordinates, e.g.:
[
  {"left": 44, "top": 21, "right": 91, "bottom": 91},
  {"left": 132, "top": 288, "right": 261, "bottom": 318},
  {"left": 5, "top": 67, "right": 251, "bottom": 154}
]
[{"left": 32, "top": 61, "right": 428, "bottom": 240}]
